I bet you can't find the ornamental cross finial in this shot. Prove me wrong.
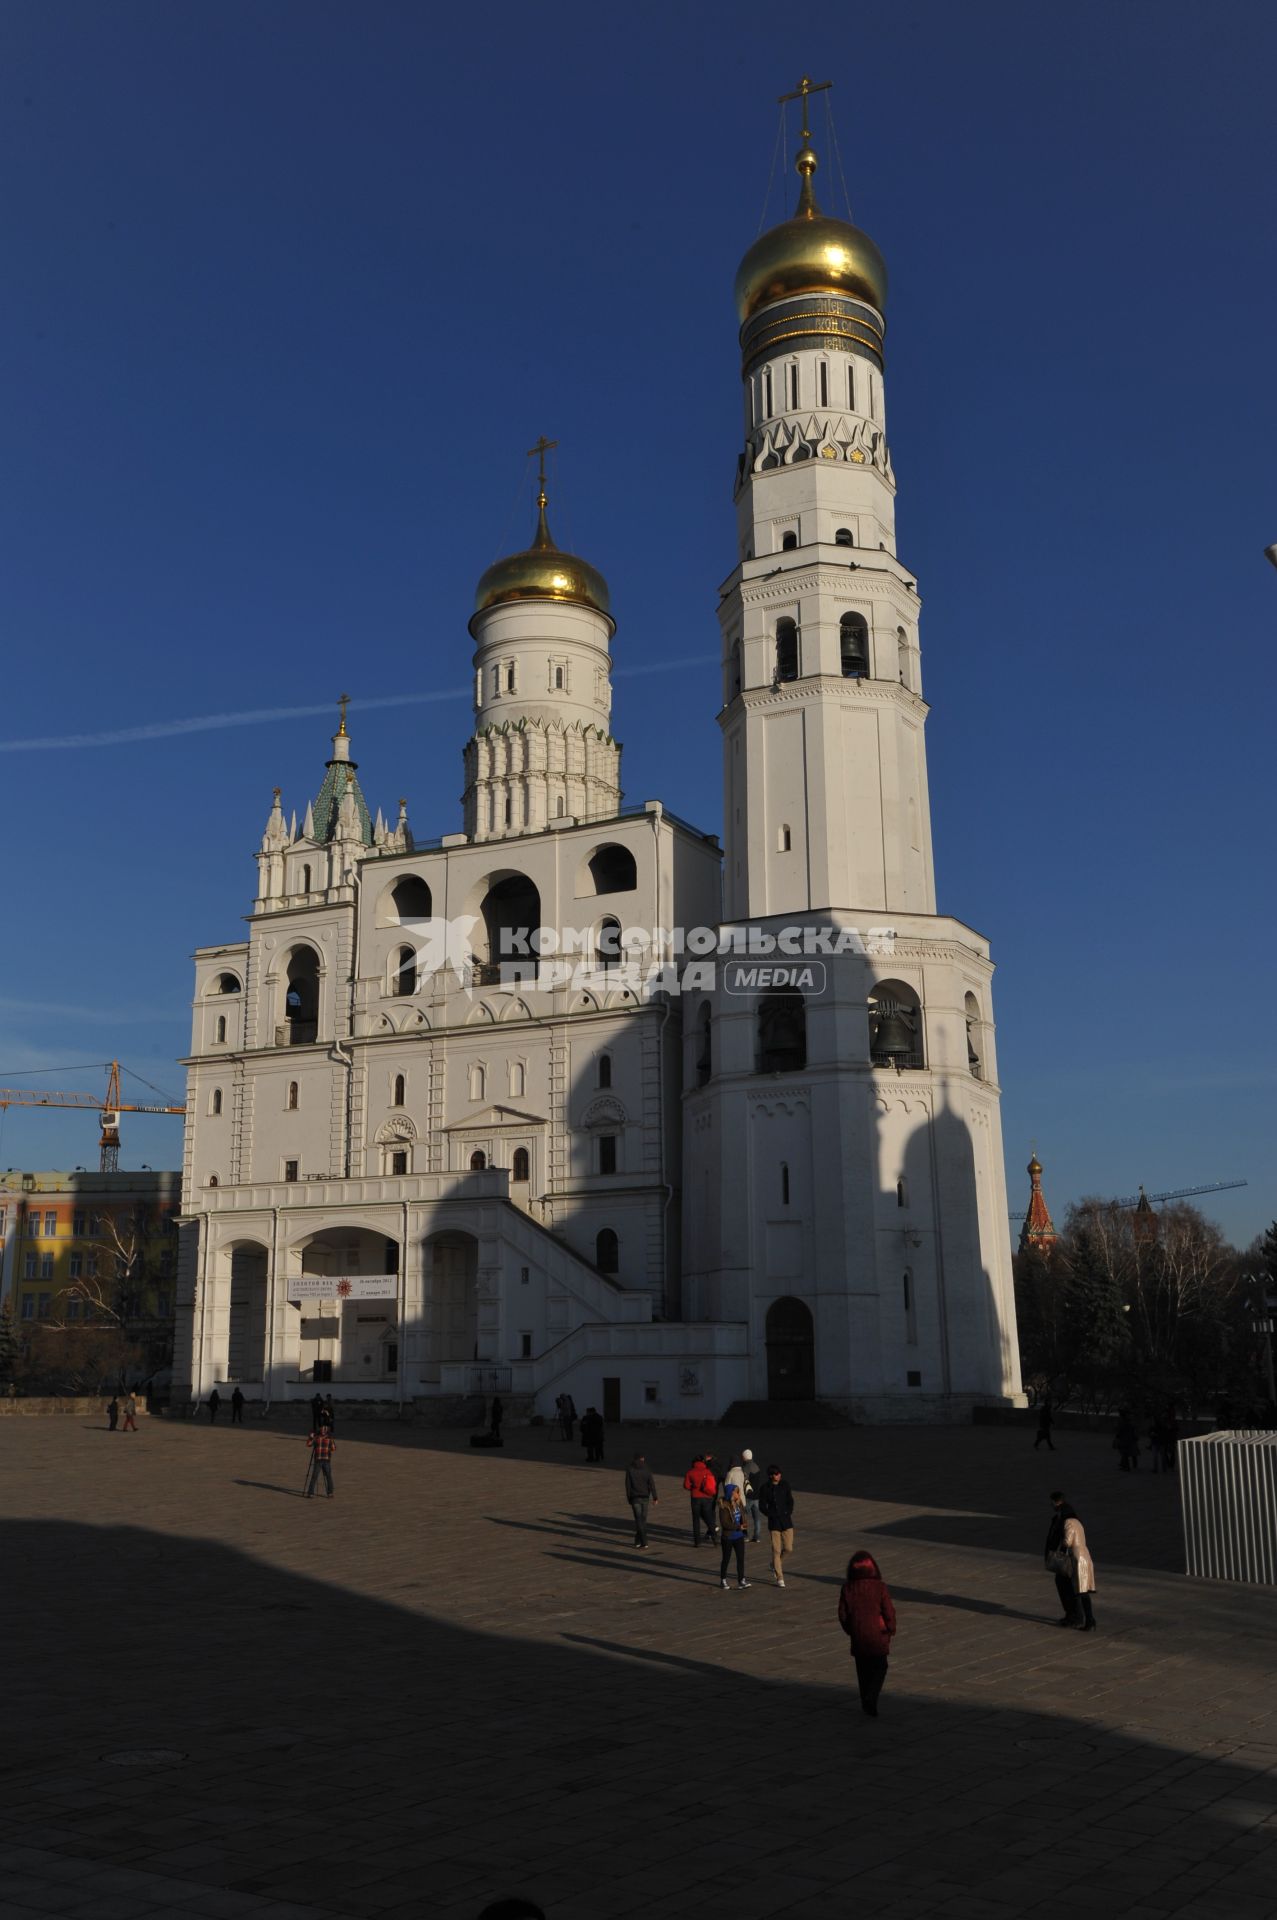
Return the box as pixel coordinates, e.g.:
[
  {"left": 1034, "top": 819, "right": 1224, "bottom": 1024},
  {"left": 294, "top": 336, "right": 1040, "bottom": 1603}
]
[
  {"left": 527, "top": 435, "right": 558, "bottom": 507},
  {"left": 337, "top": 691, "right": 350, "bottom": 735},
  {"left": 778, "top": 73, "right": 832, "bottom": 141}
]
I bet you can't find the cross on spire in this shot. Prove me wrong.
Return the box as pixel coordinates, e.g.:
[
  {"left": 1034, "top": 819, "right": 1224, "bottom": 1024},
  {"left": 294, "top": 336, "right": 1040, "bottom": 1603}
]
[
  {"left": 337, "top": 692, "right": 350, "bottom": 736},
  {"left": 778, "top": 73, "right": 832, "bottom": 141},
  {"left": 527, "top": 435, "right": 558, "bottom": 507}
]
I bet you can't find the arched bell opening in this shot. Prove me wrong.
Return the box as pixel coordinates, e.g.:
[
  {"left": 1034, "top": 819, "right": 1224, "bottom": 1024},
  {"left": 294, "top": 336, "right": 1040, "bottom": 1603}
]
[{"left": 868, "top": 981, "right": 924, "bottom": 1070}]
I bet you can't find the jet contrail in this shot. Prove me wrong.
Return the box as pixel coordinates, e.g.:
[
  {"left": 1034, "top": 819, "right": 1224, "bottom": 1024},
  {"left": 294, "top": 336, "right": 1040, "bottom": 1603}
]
[{"left": 0, "top": 656, "right": 718, "bottom": 754}]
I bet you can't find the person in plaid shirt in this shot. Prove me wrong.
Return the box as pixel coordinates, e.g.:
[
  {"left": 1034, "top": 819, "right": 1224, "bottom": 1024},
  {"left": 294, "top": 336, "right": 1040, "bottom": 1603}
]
[{"left": 306, "top": 1425, "right": 336, "bottom": 1498}]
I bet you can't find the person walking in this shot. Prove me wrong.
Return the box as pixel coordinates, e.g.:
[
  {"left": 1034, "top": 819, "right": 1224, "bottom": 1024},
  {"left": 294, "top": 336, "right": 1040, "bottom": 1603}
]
[
  {"left": 759, "top": 1465, "right": 795, "bottom": 1587},
  {"left": 724, "top": 1454, "right": 746, "bottom": 1495},
  {"left": 106, "top": 1396, "right": 119, "bottom": 1432},
  {"left": 716, "top": 1481, "right": 751, "bottom": 1590},
  {"left": 837, "top": 1550, "right": 897, "bottom": 1717},
  {"left": 207, "top": 1388, "right": 221, "bottom": 1424},
  {"left": 580, "top": 1407, "right": 604, "bottom": 1463},
  {"left": 311, "top": 1390, "right": 324, "bottom": 1429},
  {"left": 1113, "top": 1409, "right": 1140, "bottom": 1471},
  {"left": 306, "top": 1424, "right": 336, "bottom": 1498},
  {"left": 1034, "top": 1401, "right": 1055, "bottom": 1451},
  {"left": 122, "top": 1391, "right": 139, "bottom": 1433},
  {"left": 625, "top": 1453, "right": 658, "bottom": 1547},
  {"left": 231, "top": 1387, "right": 245, "bottom": 1425},
  {"left": 682, "top": 1455, "right": 719, "bottom": 1547},
  {"left": 1063, "top": 1511, "right": 1098, "bottom": 1631},
  {"left": 1044, "top": 1490, "right": 1080, "bottom": 1625},
  {"left": 490, "top": 1395, "right": 504, "bottom": 1441},
  {"left": 742, "top": 1450, "right": 763, "bottom": 1542}
]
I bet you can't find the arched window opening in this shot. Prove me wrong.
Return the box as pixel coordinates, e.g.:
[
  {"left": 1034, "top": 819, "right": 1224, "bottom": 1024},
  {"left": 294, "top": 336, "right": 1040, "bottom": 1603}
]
[
  {"left": 835, "top": 527, "right": 855, "bottom": 548},
  {"left": 554, "top": 666, "right": 564, "bottom": 690},
  {"left": 585, "top": 844, "right": 638, "bottom": 895},
  {"left": 781, "top": 529, "right": 798, "bottom": 552},
  {"left": 778, "top": 823, "right": 792, "bottom": 852},
  {"left": 555, "top": 797, "right": 566, "bottom": 818},
  {"left": 730, "top": 639, "right": 742, "bottom": 700},
  {"left": 392, "top": 1073, "right": 406, "bottom": 1107},
  {"left": 469, "top": 1064, "right": 486, "bottom": 1103},
  {"left": 597, "top": 917, "right": 622, "bottom": 970},
  {"left": 284, "top": 948, "right": 320, "bottom": 1046},
  {"left": 301, "top": 864, "right": 312, "bottom": 893},
  {"left": 695, "top": 1004, "right": 712, "bottom": 1088},
  {"left": 504, "top": 796, "right": 512, "bottom": 827},
  {"left": 781, "top": 1162, "right": 790, "bottom": 1206},
  {"left": 390, "top": 875, "right": 432, "bottom": 923},
  {"left": 505, "top": 663, "right": 516, "bottom": 693},
  {"left": 897, "top": 627, "right": 911, "bottom": 689},
  {"left": 212, "top": 972, "right": 242, "bottom": 995},
  {"left": 208, "top": 1174, "right": 219, "bottom": 1188},
  {"left": 211, "top": 1089, "right": 223, "bottom": 1116},
  {"left": 869, "top": 982, "right": 924, "bottom": 1069},
  {"left": 896, "top": 1178, "right": 908, "bottom": 1209},
  {"left": 214, "top": 1016, "right": 227, "bottom": 1045},
  {"left": 479, "top": 872, "right": 541, "bottom": 983},
  {"left": 840, "top": 612, "right": 869, "bottom": 678},
  {"left": 288, "top": 1081, "right": 299, "bottom": 1110},
  {"left": 393, "top": 945, "right": 417, "bottom": 997},
  {"left": 596, "top": 1228, "right": 619, "bottom": 1275},
  {"left": 469, "top": 1150, "right": 487, "bottom": 1172},
  {"left": 775, "top": 618, "right": 799, "bottom": 684},
  {"left": 512, "top": 1147, "right": 530, "bottom": 1184},
  {"left": 758, "top": 988, "right": 806, "bottom": 1074},
  {"left": 510, "top": 1061, "right": 525, "bottom": 1098},
  {"left": 964, "top": 991, "right": 983, "bottom": 1079},
  {"left": 598, "top": 1053, "right": 612, "bottom": 1090}
]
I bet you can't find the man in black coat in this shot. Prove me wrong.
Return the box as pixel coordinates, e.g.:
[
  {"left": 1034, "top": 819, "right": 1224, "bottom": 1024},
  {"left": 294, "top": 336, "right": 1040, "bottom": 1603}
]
[
  {"left": 624, "top": 1453, "right": 658, "bottom": 1547},
  {"left": 759, "top": 1465, "right": 795, "bottom": 1587},
  {"left": 1044, "top": 1490, "right": 1079, "bottom": 1624}
]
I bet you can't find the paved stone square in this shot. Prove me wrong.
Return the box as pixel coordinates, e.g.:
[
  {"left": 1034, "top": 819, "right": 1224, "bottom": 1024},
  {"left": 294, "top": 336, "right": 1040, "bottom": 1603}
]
[{"left": 2, "top": 1413, "right": 1276, "bottom": 1920}]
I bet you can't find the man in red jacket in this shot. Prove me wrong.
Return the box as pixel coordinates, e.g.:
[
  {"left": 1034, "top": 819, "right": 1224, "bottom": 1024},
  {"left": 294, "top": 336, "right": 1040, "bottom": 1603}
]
[
  {"left": 837, "top": 1550, "right": 897, "bottom": 1717},
  {"left": 682, "top": 1455, "right": 719, "bottom": 1547}
]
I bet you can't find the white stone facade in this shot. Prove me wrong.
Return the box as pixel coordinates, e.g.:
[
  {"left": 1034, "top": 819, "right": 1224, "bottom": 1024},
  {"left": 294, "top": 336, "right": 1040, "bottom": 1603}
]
[{"left": 173, "top": 139, "right": 1023, "bottom": 1423}]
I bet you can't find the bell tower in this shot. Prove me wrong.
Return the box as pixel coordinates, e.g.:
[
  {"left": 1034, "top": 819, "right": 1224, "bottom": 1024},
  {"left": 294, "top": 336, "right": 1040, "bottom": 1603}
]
[{"left": 719, "top": 80, "right": 932, "bottom": 923}]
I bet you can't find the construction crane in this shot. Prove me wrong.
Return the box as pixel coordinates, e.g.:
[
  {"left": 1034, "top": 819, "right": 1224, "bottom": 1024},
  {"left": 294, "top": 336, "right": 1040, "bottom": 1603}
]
[
  {"left": 0, "top": 1062, "right": 186, "bottom": 1173},
  {"left": 1010, "top": 1177, "right": 1247, "bottom": 1222}
]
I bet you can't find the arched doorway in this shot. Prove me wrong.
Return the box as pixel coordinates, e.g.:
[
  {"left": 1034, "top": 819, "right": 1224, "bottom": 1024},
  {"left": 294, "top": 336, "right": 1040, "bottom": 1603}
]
[
  {"left": 422, "top": 1232, "right": 479, "bottom": 1382},
  {"left": 765, "top": 1296, "right": 815, "bottom": 1402},
  {"left": 294, "top": 1227, "right": 400, "bottom": 1385},
  {"left": 226, "top": 1243, "right": 268, "bottom": 1384}
]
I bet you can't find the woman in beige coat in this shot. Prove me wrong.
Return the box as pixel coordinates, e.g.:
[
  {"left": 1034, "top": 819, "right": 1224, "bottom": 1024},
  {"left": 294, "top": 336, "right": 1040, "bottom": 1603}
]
[{"left": 1064, "top": 1515, "right": 1097, "bottom": 1632}]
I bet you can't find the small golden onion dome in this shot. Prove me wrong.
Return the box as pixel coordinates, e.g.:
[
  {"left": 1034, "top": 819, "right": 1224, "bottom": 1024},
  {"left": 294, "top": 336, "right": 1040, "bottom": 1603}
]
[
  {"left": 735, "top": 141, "right": 887, "bottom": 323},
  {"left": 1028, "top": 1155, "right": 1043, "bottom": 1177},
  {"left": 472, "top": 494, "right": 612, "bottom": 629}
]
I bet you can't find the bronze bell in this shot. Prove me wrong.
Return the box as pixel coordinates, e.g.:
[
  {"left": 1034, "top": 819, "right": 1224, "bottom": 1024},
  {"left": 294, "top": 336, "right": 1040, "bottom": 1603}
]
[
  {"left": 967, "top": 1025, "right": 981, "bottom": 1070},
  {"left": 874, "top": 1007, "right": 914, "bottom": 1058}
]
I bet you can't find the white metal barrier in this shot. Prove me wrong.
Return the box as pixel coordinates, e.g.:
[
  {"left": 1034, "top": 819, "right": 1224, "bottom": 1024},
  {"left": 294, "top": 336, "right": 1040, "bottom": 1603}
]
[{"left": 1180, "top": 1431, "right": 1277, "bottom": 1585}]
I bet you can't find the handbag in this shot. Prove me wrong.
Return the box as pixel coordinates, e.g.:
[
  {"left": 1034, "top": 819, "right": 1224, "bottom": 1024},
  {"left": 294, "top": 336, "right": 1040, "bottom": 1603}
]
[{"left": 1046, "top": 1547, "right": 1072, "bottom": 1577}]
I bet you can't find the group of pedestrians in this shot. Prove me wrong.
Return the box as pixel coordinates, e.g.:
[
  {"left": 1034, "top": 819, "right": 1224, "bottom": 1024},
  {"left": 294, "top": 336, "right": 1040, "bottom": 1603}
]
[
  {"left": 105, "top": 1392, "right": 140, "bottom": 1431},
  {"left": 624, "top": 1449, "right": 797, "bottom": 1590},
  {"left": 205, "top": 1387, "right": 248, "bottom": 1424},
  {"left": 1035, "top": 1398, "right": 1179, "bottom": 1475}
]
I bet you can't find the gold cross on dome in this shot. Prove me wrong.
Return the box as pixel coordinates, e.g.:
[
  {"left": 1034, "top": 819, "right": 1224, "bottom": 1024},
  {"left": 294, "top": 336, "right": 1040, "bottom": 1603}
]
[
  {"left": 778, "top": 74, "right": 832, "bottom": 141},
  {"left": 337, "top": 691, "right": 350, "bottom": 735},
  {"left": 527, "top": 436, "right": 558, "bottom": 504}
]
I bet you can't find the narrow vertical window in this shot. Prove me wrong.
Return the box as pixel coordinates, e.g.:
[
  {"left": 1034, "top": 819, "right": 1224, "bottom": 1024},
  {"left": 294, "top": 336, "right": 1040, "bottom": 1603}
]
[
  {"left": 763, "top": 368, "right": 773, "bottom": 417},
  {"left": 215, "top": 1016, "right": 226, "bottom": 1044},
  {"left": 599, "top": 1134, "right": 618, "bottom": 1175},
  {"left": 598, "top": 1053, "right": 612, "bottom": 1089},
  {"left": 392, "top": 1073, "right": 405, "bottom": 1106},
  {"left": 847, "top": 361, "right": 856, "bottom": 411},
  {"left": 779, "top": 824, "right": 792, "bottom": 852},
  {"left": 288, "top": 1080, "right": 299, "bottom": 1110},
  {"left": 818, "top": 361, "right": 828, "bottom": 408},
  {"left": 211, "top": 1088, "right": 222, "bottom": 1116},
  {"left": 896, "top": 1178, "right": 908, "bottom": 1208},
  {"left": 787, "top": 363, "right": 798, "bottom": 409},
  {"left": 781, "top": 1162, "right": 790, "bottom": 1205},
  {"left": 302, "top": 863, "right": 311, "bottom": 891},
  {"left": 391, "top": 1150, "right": 408, "bottom": 1176},
  {"left": 506, "top": 663, "right": 515, "bottom": 692},
  {"left": 775, "top": 618, "right": 798, "bottom": 683}
]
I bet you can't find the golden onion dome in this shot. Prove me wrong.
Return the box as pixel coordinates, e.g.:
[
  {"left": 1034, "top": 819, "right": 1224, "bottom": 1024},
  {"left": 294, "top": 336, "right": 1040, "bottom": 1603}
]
[
  {"left": 472, "top": 492, "right": 612, "bottom": 632},
  {"left": 735, "top": 141, "right": 887, "bottom": 323}
]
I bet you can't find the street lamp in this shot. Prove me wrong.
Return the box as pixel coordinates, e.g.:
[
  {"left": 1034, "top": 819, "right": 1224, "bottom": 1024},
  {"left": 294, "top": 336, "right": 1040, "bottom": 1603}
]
[{"left": 1241, "top": 1273, "right": 1277, "bottom": 1406}]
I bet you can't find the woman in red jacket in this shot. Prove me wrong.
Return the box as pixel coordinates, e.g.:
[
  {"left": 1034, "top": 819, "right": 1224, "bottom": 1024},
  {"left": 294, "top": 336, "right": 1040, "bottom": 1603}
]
[{"left": 837, "top": 1550, "right": 897, "bottom": 1717}]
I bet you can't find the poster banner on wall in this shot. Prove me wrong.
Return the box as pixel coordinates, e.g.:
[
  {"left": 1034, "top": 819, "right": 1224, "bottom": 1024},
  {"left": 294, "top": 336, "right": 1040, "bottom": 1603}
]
[{"left": 287, "top": 1275, "right": 398, "bottom": 1302}]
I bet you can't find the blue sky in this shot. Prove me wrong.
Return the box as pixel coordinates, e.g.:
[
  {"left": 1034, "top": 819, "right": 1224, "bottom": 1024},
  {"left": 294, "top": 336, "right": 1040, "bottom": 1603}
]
[{"left": 1, "top": 1, "right": 1273, "bottom": 1245}]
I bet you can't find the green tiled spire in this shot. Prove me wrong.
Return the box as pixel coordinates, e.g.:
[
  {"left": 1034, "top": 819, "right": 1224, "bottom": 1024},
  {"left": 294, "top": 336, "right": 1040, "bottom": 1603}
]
[{"left": 310, "top": 699, "right": 372, "bottom": 845}]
